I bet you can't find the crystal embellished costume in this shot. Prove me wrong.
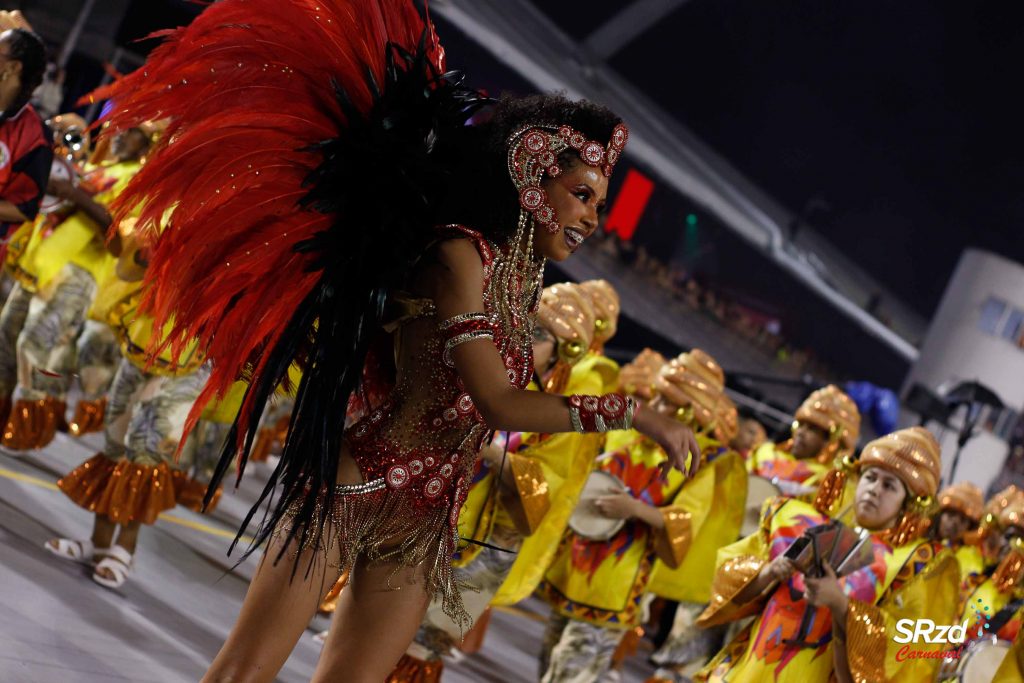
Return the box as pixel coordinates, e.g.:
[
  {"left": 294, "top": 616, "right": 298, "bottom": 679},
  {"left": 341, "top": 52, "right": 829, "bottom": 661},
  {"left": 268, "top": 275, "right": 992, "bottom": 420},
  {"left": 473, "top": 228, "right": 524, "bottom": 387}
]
[{"left": 86, "top": 0, "right": 630, "bottom": 639}]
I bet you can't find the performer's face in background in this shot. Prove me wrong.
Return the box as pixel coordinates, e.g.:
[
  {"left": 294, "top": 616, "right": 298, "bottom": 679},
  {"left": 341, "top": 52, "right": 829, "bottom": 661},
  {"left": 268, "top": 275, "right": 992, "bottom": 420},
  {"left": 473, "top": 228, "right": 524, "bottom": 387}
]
[
  {"left": 731, "top": 418, "right": 765, "bottom": 451},
  {"left": 111, "top": 128, "right": 149, "bottom": 162},
  {"left": 535, "top": 160, "right": 608, "bottom": 262},
  {"left": 935, "top": 509, "right": 972, "bottom": 542},
  {"left": 854, "top": 467, "right": 907, "bottom": 530},
  {"left": 791, "top": 421, "right": 827, "bottom": 459}
]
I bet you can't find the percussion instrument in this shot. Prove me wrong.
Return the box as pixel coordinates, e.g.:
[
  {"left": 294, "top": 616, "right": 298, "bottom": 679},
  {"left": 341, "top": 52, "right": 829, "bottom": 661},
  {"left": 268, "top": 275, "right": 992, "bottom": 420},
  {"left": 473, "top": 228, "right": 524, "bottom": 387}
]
[
  {"left": 742, "top": 475, "right": 781, "bottom": 536},
  {"left": 569, "top": 470, "right": 629, "bottom": 541},
  {"left": 938, "top": 636, "right": 1012, "bottom": 682},
  {"left": 39, "top": 156, "right": 77, "bottom": 214}
]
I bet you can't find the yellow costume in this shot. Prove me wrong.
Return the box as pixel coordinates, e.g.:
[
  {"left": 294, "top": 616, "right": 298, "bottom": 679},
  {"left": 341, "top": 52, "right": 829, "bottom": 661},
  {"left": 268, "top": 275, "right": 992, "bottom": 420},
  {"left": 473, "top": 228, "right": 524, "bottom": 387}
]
[{"left": 697, "top": 427, "right": 960, "bottom": 683}]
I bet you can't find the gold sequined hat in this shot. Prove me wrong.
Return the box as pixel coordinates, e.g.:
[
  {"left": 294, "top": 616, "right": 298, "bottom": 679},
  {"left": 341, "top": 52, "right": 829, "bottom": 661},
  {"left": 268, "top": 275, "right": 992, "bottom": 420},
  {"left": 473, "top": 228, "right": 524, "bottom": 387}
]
[
  {"left": 618, "top": 348, "right": 665, "bottom": 400},
  {"left": 937, "top": 481, "right": 984, "bottom": 522},
  {"left": 986, "top": 486, "right": 1024, "bottom": 520},
  {"left": 656, "top": 348, "right": 726, "bottom": 432},
  {"left": 794, "top": 384, "right": 861, "bottom": 457},
  {"left": 856, "top": 426, "right": 942, "bottom": 500},
  {"left": 579, "top": 279, "right": 620, "bottom": 349},
  {"left": 538, "top": 283, "right": 595, "bottom": 365},
  {"left": 998, "top": 498, "right": 1024, "bottom": 532}
]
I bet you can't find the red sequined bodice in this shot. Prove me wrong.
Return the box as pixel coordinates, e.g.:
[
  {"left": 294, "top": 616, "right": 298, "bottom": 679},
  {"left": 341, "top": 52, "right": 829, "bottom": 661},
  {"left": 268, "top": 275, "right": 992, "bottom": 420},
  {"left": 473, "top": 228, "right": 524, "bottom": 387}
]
[{"left": 345, "top": 225, "right": 537, "bottom": 517}]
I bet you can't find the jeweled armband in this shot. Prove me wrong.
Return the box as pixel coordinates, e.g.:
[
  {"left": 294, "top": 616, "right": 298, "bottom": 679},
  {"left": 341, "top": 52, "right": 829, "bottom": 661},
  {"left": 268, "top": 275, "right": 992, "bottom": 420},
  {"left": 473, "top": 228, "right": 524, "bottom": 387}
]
[
  {"left": 568, "top": 393, "right": 636, "bottom": 433},
  {"left": 439, "top": 312, "right": 499, "bottom": 366}
]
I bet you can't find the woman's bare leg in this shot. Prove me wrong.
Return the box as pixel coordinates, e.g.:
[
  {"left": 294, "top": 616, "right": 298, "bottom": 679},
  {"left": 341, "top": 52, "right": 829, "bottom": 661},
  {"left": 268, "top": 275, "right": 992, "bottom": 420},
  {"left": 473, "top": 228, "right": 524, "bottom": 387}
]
[
  {"left": 202, "top": 532, "right": 342, "bottom": 683},
  {"left": 312, "top": 556, "right": 432, "bottom": 683}
]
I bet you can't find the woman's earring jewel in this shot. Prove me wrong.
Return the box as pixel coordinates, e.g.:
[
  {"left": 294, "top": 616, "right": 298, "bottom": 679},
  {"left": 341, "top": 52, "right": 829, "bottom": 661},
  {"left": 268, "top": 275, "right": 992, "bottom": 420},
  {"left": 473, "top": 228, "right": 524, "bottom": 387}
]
[{"left": 546, "top": 222, "right": 560, "bottom": 235}]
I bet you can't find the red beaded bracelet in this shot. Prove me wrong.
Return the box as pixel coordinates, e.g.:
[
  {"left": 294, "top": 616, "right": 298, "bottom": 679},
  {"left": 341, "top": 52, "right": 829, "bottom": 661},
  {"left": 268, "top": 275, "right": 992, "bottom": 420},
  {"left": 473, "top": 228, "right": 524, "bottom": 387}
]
[{"left": 567, "top": 393, "right": 636, "bottom": 433}]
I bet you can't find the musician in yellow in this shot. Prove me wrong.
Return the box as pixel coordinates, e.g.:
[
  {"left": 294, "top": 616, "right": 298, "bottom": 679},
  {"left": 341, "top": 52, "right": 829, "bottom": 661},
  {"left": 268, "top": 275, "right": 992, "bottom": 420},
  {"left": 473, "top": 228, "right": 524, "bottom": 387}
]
[
  {"left": 747, "top": 385, "right": 860, "bottom": 491},
  {"left": 695, "top": 427, "right": 960, "bottom": 682},
  {"left": 647, "top": 387, "right": 748, "bottom": 683},
  {"left": 386, "top": 281, "right": 605, "bottom": 682},
  {"left": 0, "top": 126, "right": 151, "bottom": 449},
  {"left": 928, "top": 481, "right": 985, "bottom": 586},
  {"left": 537, "top": 349, "right": 728, "bottom": 683}
]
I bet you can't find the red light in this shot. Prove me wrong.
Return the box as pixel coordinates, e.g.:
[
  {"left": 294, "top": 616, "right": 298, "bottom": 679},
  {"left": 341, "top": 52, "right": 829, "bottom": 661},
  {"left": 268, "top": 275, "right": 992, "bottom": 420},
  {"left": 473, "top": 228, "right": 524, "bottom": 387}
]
[{"left": 605, "top": 169, "right": 654, "bottom": 241}]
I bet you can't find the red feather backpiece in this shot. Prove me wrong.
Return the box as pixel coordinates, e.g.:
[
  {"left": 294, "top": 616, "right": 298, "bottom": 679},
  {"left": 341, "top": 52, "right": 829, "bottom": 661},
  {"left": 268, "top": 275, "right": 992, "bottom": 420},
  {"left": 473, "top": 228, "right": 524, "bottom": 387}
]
[
  {"left": 90, "top": 0, "right": 441, "bottom": 440},
  {"left": 83, "top": 0, "right": 487, "bottom": 558}
]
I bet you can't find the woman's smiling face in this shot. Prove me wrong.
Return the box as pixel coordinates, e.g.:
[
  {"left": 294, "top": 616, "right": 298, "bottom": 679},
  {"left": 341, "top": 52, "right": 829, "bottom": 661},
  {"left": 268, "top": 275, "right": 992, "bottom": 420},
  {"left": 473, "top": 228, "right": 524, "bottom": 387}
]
[{"left": 532, "top": 160, "right": 608, "bottom": 262}]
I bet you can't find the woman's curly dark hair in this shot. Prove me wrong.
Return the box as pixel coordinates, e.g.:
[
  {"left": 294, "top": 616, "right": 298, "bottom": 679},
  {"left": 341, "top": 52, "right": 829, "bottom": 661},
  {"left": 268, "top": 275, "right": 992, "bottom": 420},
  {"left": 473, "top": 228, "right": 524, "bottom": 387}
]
[
  {"left": 437, "top": 93, "right": 623, "bottom": 243},
  {"left": 3, "top": 28, "right": 47, "bottom": 119}
]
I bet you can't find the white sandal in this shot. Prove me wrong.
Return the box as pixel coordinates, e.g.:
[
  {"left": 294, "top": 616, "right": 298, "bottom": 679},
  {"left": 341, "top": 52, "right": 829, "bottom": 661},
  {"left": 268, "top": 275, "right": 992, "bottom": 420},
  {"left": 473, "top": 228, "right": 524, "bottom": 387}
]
[
  {"left": 44, "top": 538, "right": 110, "bottom": 564},
  {"left": 92, "top": 545, "right": 133, "bottom": 589}
]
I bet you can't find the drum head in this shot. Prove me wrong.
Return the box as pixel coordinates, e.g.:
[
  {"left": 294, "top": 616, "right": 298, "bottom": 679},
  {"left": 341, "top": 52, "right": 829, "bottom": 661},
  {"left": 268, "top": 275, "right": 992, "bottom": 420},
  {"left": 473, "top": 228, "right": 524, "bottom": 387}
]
[
  {"left": 569, "top": 471, "right": 628, "bottom": 541},
  {"left": 741, "top": 476, "right": 781, "bottom": 537},
  {"left": 959, "top": 638, "right": 1011, "bottom": 683}
]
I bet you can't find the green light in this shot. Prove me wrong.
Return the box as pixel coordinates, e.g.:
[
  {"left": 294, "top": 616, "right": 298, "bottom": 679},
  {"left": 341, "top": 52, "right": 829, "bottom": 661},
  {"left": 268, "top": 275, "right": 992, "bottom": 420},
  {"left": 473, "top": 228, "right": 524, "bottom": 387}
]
[{"left": 686, "top": 213, "right": 698, "bottom": 227}]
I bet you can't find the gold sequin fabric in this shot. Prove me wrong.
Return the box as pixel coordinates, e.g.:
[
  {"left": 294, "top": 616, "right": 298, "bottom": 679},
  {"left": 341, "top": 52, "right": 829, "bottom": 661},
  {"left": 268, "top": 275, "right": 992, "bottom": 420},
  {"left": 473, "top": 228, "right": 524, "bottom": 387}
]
[
  {"left": 697, "top": 554, "right": 767, "bottom": 628},
  {"left": 58, "top": 453, "right": 177, "bottom": 525},
  {"left": 856, "top": 426, "right": 941, "bottom": 499},
  {"left": 845, "top": 600, "right": 889, "bottom": 683}
]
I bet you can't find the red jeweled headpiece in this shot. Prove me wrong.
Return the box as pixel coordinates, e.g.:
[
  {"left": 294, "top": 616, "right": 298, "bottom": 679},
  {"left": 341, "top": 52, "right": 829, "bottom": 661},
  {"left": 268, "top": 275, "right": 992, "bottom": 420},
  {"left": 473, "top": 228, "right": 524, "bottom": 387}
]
[{"left": 507, "top": 122, "right": 628, "bottom": 233}]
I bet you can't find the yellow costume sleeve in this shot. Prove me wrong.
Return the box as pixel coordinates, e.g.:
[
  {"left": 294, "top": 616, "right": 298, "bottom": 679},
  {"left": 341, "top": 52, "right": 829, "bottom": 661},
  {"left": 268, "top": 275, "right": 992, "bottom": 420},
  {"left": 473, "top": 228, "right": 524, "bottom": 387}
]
[
  {"left": 649, "top": 451, "right": 748, "bottom": 603},
  {"left": 653, "top": 504, "right": 692, "bottom": 569},
  {"left": 505, "top": 451, "right": 551, "bottom": 534},
  {"left": 845, "top": 550, "right": 960, "bottom": 683},
  {"left": 696, "top": 502, "right": 779, "bottom": 628}
]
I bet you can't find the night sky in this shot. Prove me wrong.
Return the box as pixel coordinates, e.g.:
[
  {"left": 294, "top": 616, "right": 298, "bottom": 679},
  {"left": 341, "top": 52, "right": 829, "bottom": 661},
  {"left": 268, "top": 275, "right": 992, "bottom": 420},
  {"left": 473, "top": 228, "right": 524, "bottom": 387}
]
[{"left": 536, "top": 0, "right": 1024, "bottom": 317}]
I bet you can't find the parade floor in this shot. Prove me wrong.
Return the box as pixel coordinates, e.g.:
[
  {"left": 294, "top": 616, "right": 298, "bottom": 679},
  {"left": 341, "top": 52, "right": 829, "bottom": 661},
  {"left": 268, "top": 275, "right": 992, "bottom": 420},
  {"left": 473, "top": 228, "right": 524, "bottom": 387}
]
[{"left": 0, "top": 433, "right": 658, "bottom": 682}]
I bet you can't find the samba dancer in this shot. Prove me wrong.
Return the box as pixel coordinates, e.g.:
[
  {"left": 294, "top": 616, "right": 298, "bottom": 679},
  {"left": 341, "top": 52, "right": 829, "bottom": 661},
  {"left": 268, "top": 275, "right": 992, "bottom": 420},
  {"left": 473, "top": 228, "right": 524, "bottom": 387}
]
[{"left": 89, "top": 2, "right": 701, "bottom": 679}]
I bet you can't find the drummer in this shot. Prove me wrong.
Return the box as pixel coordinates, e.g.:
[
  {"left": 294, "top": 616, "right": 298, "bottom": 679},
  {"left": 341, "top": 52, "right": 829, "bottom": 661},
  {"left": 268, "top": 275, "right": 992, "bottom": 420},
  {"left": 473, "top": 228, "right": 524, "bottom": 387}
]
[
  {"left": 747, "top": 384, "right": 860, "bottom": 493},
  {"left": 728, "top": 414, "right": 766, "bottom": 462},
  {"left": 696, "top": 427, "right": 960, "bottom": 682},
  {"left": 491, "top": 280, "right": 622, "bottom": 606},
  {"left": 384, "top": 281, "right": 607, "bottom": 681},
  {"left": 646, "top": 358, "right": 748, "bottom": 683},
  {"left": 537, "top": 349, "right": 728, "bottom": 683}
]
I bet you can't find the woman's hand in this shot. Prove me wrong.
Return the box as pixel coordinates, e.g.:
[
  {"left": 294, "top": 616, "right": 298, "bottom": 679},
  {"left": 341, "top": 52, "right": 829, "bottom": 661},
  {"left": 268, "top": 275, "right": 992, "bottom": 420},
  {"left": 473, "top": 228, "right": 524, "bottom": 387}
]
[
  {"left": 804, "top": 562, "right": 849, "bottom": 616},
  {"left": 633, "top": 403, "right": 702, "bottom": 480}
]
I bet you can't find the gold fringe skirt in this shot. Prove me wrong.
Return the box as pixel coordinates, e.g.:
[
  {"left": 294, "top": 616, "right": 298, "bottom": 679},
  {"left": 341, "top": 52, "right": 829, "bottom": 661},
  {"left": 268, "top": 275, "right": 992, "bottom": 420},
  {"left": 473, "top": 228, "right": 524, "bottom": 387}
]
[{"left": 2, "top": 397, "right": 65, "bottom": 450}]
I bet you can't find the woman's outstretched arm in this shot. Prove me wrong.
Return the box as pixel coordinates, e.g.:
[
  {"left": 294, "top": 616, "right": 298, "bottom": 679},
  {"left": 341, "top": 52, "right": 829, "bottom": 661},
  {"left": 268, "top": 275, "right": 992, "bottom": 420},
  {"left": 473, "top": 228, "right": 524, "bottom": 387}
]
[{"left": 430, "top": 238, "right": 701, "bottom": 478}]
